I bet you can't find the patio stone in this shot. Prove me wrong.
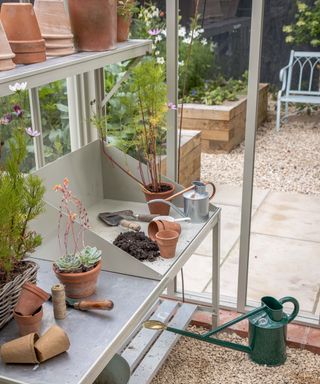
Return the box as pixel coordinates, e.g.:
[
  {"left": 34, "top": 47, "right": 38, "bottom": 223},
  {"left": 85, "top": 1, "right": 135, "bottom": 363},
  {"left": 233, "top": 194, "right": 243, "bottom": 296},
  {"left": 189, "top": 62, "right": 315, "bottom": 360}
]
[
  {"left": 221, "top": 233, "right": 320, "bottom": 313},
  {"left": 180, "top": 254, "right": 214, "bottom": 293},
  {"left": 251, "top": 191, "right": 320, "bottom": 243}
]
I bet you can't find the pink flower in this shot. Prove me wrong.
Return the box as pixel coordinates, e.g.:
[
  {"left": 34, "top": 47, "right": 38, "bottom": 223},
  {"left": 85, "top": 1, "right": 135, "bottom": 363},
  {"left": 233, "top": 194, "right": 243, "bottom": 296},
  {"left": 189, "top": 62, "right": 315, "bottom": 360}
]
[
  {"left": 167, "top": 102, "right": 177, "bottom": 110},
  {"left": 25, "top": 127, "right": 41, "bottom": 137},
  {"left": 13, "top": 104, "right": 23, "bottom": 117},
  {"left": 0, "top": 114, "right": 12, "bottom": 125},
  {"left": 148, "top": 29, "right": 161, "bottom": 36}
]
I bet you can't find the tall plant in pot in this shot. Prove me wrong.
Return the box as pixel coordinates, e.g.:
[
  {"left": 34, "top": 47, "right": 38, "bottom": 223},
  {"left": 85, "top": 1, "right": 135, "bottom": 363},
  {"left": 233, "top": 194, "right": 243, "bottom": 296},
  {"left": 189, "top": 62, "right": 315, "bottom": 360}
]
[
  {"left": 0, "top": 82, "right": 45, "bottom": 329},
  {"left": 117, "top": 0, "right": 138, "bottom": 42},
  {"left": 94, "top": 57, "right": 176, "bottom": 215},
  {"left": 53, "top": 178, "right": 102, "bottom": 298}
]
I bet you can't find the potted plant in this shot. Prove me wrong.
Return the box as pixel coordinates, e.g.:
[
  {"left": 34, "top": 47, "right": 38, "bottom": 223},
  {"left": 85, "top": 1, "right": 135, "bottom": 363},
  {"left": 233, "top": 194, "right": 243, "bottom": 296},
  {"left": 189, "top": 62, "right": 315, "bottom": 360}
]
[
  {"left": 53, "top": 178, "right": 102, "bottom": 298},
  {"left": 0, "top": 81, "right": 45, "bottom": 329},
  {"left": 117, "top": 0, "right": 138, "bottom": 42},
  {"left": 94, "top": 57, "right": 176, "bottom": 215}
]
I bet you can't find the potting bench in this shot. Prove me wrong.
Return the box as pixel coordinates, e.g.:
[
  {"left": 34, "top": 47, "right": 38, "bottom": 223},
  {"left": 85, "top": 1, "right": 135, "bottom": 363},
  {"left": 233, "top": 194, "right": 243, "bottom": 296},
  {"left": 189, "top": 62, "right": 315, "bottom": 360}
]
[{"left": 0, "top": 41, "right": 221, "bottom": 384}]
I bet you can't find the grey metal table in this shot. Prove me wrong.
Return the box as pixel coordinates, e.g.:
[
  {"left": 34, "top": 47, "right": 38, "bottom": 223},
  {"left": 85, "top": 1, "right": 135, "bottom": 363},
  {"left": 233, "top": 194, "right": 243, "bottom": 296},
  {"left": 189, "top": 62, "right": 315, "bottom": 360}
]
[{"left": 0, "top": 259, "right": 160, "bottom": 384}]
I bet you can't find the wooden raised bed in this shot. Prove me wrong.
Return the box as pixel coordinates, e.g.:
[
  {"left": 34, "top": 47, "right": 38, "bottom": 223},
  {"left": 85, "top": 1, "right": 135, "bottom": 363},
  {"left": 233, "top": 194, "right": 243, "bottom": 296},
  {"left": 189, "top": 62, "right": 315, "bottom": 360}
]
[{"left": 179, "top": 83, "right": 269, "bottom": 153}]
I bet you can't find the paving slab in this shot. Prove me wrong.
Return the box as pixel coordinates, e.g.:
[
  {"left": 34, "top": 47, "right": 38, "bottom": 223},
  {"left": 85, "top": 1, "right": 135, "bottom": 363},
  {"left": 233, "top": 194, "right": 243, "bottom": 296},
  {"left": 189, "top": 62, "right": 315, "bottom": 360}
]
[
  {"left": 219, "top": 233, "right": 320, "bottom": 313},
  {"left": 212, "top": 183, "right": 269, "bottom": 208},
  {"left": 251, "top": 191, "right": 320, "bottom": 243}
]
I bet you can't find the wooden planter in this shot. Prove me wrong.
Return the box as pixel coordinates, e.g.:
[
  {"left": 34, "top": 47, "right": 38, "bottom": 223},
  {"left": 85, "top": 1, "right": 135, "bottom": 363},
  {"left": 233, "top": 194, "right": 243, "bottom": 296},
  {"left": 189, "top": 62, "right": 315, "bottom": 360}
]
[{"left": 179, "top": 84, "right": 269, "bottom": 153}]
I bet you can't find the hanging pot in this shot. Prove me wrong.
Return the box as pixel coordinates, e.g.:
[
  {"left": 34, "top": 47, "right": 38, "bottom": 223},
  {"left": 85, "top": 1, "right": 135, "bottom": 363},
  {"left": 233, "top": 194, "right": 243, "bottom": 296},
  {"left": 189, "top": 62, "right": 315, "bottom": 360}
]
[{"left": 67, "top": 0, "right": 117, "bottom": 52}]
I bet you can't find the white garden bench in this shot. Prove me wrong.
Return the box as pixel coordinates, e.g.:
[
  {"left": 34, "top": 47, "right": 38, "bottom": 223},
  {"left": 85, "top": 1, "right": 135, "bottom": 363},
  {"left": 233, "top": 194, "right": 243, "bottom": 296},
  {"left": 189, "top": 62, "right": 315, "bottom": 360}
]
[{"left": 276, "top": 50, "right": 320, "bottom": 130}]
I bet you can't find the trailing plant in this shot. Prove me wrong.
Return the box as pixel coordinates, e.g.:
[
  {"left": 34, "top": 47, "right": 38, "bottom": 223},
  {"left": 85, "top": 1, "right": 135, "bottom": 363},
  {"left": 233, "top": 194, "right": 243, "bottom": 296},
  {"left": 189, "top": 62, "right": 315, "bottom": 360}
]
[
  {"left": 117, "top": 0, "right": 139, "bottom": 19},
  {"left": 0, "top": 82, "right": 45, "bottom": 280},
  {"left": 53, "top": 177, "right": 101, "bottom": 271},
  {"left": 283, "top": 1, "right": 320, "bottom": 47}
]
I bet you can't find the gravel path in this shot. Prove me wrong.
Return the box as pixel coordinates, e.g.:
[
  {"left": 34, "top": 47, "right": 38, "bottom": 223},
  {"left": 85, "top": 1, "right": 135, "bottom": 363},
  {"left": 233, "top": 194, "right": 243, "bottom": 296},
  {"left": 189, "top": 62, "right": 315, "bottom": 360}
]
[
  {"left": 201, "top": 107, "right": 320, "bottom": 195},
  {"left": 152, "top": 327, "right": 320, "bottom": 384}
]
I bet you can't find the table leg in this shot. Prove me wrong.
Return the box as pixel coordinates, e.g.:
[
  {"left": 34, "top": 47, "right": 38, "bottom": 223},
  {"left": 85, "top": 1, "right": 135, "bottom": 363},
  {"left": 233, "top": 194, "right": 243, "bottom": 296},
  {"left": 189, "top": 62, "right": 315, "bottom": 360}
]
[{"left": 211, "top": 211, "right": 221, "bottom": 328}]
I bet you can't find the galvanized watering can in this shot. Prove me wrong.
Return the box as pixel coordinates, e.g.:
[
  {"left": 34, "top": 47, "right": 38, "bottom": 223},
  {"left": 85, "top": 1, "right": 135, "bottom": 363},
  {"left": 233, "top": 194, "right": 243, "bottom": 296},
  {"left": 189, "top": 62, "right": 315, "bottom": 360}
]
[
  {"left": 147, "top": 181, "right": 216, "bottom": 223},
  {"left": 144, "top": 296, "right": 299, "bottom": 366}
]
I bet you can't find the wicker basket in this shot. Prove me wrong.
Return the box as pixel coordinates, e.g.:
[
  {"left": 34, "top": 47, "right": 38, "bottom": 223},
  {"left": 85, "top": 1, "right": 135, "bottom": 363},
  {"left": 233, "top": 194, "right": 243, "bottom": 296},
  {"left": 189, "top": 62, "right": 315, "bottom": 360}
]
[{"left": 0, "top": 261, "right": 38, "bottom": 329}]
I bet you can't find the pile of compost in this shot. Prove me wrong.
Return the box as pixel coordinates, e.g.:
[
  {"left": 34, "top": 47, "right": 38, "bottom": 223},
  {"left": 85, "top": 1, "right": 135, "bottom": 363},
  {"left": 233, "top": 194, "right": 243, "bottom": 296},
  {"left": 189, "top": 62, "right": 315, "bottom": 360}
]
[{"left": 113, "top": 231, "right": 160, "bottom": 262}]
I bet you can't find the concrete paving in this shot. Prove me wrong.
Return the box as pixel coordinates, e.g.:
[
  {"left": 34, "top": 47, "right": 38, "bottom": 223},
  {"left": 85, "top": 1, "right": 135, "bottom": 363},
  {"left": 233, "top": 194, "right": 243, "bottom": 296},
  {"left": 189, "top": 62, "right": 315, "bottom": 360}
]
[{"left": 180, "top": 183, "right": 320, "bottom": 316}]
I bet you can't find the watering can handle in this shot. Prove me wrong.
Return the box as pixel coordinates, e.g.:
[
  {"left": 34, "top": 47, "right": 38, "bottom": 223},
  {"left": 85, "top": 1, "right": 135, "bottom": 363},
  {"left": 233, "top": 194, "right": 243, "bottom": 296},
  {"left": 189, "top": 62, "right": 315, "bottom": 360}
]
[
  {"left": 279, "top": 297, "right": 300, "bottom": 323},
  {"left": 205, "top": 182, "right": 216, "bottom": 199}
]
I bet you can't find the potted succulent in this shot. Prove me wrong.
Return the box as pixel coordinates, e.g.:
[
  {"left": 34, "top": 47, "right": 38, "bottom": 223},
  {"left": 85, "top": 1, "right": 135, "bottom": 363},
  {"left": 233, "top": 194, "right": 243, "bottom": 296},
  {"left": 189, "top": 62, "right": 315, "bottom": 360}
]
[
  {"left": 117, "top": 0, "right": 138, "bottom": 42},
  {"left": 94, "top": 57, "right": 176, "bottom": 215},
  {"left": 53, "top": 178, "right": 102, "bottom": 298},
  {"left": 0, "top": 82, "right": 45, "bottom": 329}
]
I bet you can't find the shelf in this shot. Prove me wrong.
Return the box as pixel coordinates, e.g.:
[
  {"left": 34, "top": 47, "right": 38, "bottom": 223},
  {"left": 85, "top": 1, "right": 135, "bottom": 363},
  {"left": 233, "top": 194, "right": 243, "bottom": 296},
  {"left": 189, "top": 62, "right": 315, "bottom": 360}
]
[{"left": 0, "top": 40, "right": 152, "bottom": 96}]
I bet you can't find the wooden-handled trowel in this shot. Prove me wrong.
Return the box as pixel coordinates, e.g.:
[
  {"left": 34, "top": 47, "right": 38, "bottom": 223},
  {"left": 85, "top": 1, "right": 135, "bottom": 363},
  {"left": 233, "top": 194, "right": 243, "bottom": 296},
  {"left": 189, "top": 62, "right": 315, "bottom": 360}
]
[
  {"left": 98, "top": 212, "right": 141, "bottom": 231},
  {"left": 65, "top": 298, "right": 114, "bottom": 311}
]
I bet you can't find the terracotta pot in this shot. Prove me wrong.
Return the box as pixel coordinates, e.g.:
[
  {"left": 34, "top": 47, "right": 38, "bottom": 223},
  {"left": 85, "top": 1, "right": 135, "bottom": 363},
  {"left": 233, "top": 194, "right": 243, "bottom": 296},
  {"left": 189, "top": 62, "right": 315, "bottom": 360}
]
[
  {"left": 46, "top": 46, "right": 76, "bottom": 56},
  {"left": 0, "top": 21, "right": 15, "bottom": 71},
  {"left": 14, "top": 306, "right": 43, "bottom": 337},
  {"left": 53, "top": 260, "right": 101, "bottom": 298},
  {"left": 143, "top": 182, "right": 175, "bottom": 215},
  {"left": 148, "top": 220, "right": 181, "bottom": 241},
  {"left": 15, "top": 282, "right": 50, "bottom": 316},
  {"left": 117, "top": 14, "right": 131, "bottom": 42},
  {"left": 0, "top": 3, "right": 46, "bottom": 64},
  {"left": 67, "top": 0, "right": 117, "bottom": 51},
  {"left": 155, "top": 230, "right": 179, "bottom": 259},
  {"left": 1, "top": 333, "right": 39, "bottom": 364},
  {"left": 34, "top": 325, "right": 70, "bottom": 362},
  {"left": 9, "top": 39, "right": 46, "bottom": 53}
]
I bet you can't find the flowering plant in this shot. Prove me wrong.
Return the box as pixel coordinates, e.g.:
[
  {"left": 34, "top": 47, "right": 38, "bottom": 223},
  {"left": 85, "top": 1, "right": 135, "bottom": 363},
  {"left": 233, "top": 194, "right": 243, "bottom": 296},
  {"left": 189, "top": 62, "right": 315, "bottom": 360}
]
[
  {"left": 283, "top": 1, "right": 320, "bottom": 47},
  {"left": 0, "top": 82, "right": 45, "bottom": 282},
  {"left": 117, "top": 0, "right": 139, "bottom": 19}
]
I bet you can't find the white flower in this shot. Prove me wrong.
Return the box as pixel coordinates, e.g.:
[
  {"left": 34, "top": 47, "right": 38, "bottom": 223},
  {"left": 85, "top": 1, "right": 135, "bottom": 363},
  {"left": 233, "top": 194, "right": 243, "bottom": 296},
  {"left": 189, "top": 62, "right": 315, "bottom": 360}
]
[
  {"left": 152, "top": 44, "right": 157, "bottom": 51},
  {"left": 198, "top": 28, "right": 204, "bottom": 34},
  {"left": 152, "top": 9, "right": 159, "bottom": 18},
  {"left": 161, "top": 29, "right": 167, "bottom": 37},
  {"left": 155, "top": 50, "right": 160, "bottom": 56},
  {"left": 155, "top": 35, "right": 163, "bottom": 43},
  {"left": 156, "top": 57, "right": 165, "bottom": 65},
  {"left": 183, "top": 37, "right": 191, "bottom": 44},
  {"left": 9, "top": 82, "right": 27, "bottom": 92},
  {"left": 178, "top": 61, "right": 185, "bottom": 67},
  {"left": 201, "top": 38, "right": 208, "bottom": 45},
  {"left": 178, "top": 27, "right": 186, "bottom": 37}
]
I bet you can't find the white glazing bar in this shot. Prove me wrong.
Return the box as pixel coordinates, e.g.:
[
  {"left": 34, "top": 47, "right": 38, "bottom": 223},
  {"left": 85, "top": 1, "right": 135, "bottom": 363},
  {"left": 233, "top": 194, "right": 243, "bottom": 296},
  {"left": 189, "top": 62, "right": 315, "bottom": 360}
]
[
  {"left": 28, "top": 88, "right": 45, "bottom": 169},
  {"left": 166, "top": 0, "right": 179, "bottom": 181},
  {"left": 237, "top": 0, "right": 265, "bottom": 312},
  {"left": 83, "top": 71, "right": 99, "bottom": 143},
  {"left": 66, "top": 75, "right": 84, "bottom": 150}
]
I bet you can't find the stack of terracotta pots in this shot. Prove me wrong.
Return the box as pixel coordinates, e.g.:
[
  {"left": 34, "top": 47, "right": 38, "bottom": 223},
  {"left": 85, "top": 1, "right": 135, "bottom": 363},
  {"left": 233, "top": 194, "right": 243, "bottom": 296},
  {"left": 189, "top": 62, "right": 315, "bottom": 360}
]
[
  {"left": 0, "top": 3, "right": 46, "bottom": 64},
  {"left": 0, "top": 21, "right": 15, "bottom": 71},
  {"left": 34, "top": 0, "right": 76, "bottom": 57},
  {"left": 13, "top": 282, "right": 50, "bottom": 336},
  {"left": 148, "top": 219, "right": 181, "bottom": 259}
]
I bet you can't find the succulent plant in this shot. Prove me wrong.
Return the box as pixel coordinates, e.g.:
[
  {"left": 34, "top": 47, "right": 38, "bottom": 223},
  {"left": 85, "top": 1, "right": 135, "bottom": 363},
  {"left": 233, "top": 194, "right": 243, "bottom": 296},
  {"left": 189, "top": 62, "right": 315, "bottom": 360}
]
[
  {"left": 78, "top": 246, "right": 102, "bottom": 269},
  {"left": 54, "top": 254, "right": 82, "bottom": 273}
]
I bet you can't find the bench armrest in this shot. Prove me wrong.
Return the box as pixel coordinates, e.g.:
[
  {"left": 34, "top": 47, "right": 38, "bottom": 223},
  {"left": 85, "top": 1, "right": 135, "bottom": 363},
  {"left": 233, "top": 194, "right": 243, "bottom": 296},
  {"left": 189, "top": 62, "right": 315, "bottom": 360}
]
[{"left": 279, "top": 64, "right": 291, "bottom": 93}]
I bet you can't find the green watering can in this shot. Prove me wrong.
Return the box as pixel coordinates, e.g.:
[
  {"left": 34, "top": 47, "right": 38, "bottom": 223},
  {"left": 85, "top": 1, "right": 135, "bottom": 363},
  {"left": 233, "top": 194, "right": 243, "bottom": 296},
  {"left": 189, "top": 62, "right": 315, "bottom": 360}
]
[{"left": 144, "top": 296, "right": 299, "bottom": 366}]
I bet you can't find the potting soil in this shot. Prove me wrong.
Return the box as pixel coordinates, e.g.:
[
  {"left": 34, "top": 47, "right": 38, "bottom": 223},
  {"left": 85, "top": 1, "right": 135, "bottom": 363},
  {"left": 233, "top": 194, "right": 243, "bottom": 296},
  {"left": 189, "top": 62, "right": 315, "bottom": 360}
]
[{"left": 113, "top": 231, "right": 160, "bottom": 262}]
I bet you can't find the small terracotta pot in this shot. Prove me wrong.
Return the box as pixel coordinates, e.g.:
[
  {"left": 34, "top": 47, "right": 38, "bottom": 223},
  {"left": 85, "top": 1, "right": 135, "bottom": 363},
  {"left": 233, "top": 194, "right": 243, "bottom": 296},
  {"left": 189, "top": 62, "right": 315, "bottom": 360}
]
[
  {"left": 148, "top": 220, "right": 181, "bottom": 241},
  {"left": 0, "top": 3, "right": 46, "bottom": 64},
  {"left": 53, "top": 260, "right": 101, "bottom": 298},
  {"left": 15, "top": 282, "right": 50, "bottom": 316},
  {"left": 46, "top": 46, "right": 76, "bottom": 56},
  {"left": 143, "top": 182, "right": 175, "bottom": 215},
  {"left": 9, "top": 39, "right": 46, "bottom": 53},
  {"left": 67, "top": 0, "right": 117, "bottom": 51},
  {"left": 0, "top": 21, "right": 15, "bottom": 71},
  {"left": 14, "top": 306, "right": 43, "bottom": 337},
  {"left": 34, "top": 325, "right": 70, "bottom": 362},
  {"left": 155, "top": 230, "right": 179, "bottom": 259},
  {"left": 1, "top": 333, "right": 39, "bottom": 364},
  {"left": 117, "top": 14, "right": 131, "bottom": 42}
]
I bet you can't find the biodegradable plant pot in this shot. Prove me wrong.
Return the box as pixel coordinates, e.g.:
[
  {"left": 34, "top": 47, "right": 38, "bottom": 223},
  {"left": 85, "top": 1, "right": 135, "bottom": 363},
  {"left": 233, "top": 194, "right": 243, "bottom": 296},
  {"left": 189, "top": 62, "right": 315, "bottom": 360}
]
[
  {"left": 53, "top": 260, "right": 101, "bottom": 298},
  {"left": 148, "top": 220, "right": 181, "bottom": 242},
  {"left": 34, "top": 325, "right": 70, "bottom": 362},
  {"left": 0, "top": 3, "right": 46, "bottom": 64},
  {"left": 14, "top": 282, "right": 50, "bottom": 316},
  {"left": 0, "top": 21, "right": 15, "bottom": 71},
  {"left": 34, "top": 0, "right": 76, "bottom": 56},
  {"left": 143, "top": 182, "right": 175, "bottom": 215},
  {"left": 14, "top": 306, "right": 43, "bottom": 337},
  {"left": 1, "top": 333, "right": 39, "bottom": 364},
  {"left": 117, "top": 14, "right": 131, "bottom": 42},
  {"left": 67, "top": 0, "right": 117, "bottom": 52},
  {"left": 155, "top": 230, "right": 179, "bottom": 259}
]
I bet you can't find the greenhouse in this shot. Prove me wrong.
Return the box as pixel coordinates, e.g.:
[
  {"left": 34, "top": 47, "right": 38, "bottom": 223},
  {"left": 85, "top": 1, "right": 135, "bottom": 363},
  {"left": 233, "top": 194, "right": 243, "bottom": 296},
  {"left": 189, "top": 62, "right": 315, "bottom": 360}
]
[{"left": 0, "top": 0, "right": 319, "bottom": 383}]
